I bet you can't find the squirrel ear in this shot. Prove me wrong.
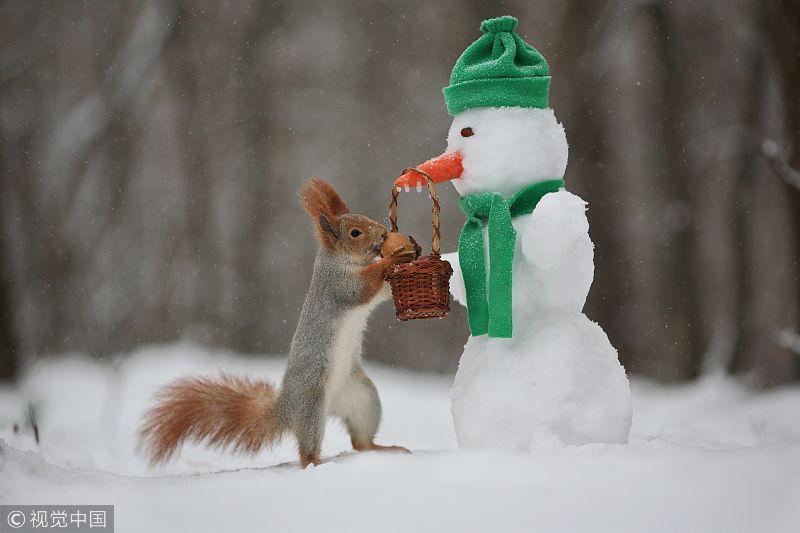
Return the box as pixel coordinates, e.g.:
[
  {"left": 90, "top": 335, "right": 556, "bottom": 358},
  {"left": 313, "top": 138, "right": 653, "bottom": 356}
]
[
  {"left": 299, "top": 180, "right": 340, "bottom": 248},
  {"left": 299, "top": 180, "right": 328, "bottom": 220},
  {"left": 309, "top": 178, "right": 349, "bottom": 217},
  {"left": 318, "top": 214, "right": 340, "bottom": 243}
]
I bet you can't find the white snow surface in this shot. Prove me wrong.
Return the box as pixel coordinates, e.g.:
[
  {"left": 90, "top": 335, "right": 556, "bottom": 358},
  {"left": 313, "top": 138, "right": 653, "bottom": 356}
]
[{"left": 1, "top": 343, "right": 799, "bottom": 533}]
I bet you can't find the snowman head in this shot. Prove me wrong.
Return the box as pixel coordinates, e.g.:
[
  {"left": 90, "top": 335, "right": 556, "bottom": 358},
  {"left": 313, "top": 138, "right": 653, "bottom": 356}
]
[
  {"left": 446, "top": 107, "right": 568, "bottom": 197},
  {"left": 394, "top": 16, "right": 568, "bottom": 198},
  {"left": 395, "top": 106, "right": 568, "bottom": 199}
]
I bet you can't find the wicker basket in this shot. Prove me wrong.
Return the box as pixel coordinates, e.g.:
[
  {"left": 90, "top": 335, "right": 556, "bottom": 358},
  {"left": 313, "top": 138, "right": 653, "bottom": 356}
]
[{"left": 385, "top": 167, "right": 453, "bottom": 321}]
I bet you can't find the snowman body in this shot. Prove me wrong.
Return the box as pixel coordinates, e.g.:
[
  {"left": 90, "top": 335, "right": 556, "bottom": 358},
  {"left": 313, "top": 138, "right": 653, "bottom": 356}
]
[{"left": 443, "top": 107, "right": 632, "bottom": 450}]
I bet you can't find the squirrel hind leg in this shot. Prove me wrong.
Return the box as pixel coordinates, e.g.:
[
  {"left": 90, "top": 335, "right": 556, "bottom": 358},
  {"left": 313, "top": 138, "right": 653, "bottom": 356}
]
[
  {"left": 330, "top": 368, "right": 410, "bottom": 455},
  {"left": 299, "top": 452, "right": 325, "bottom": 469},
  {"left": 352, "top": 440, "right": 411, "bottom": 454},
  {"left": 330, "top": 367, "right": 382, "bottom": 447}
]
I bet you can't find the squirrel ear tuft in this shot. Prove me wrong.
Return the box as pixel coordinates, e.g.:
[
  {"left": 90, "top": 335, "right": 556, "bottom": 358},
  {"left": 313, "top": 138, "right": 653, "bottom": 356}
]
[
  {"left": 299, "top": 180, "right": 327, "bottom": 220},
  {"left": 308, "top": 178, "right": 349, "bottom": 217},
  {"left": 299, "top": 179, "right": 342, "bottom": 248}
]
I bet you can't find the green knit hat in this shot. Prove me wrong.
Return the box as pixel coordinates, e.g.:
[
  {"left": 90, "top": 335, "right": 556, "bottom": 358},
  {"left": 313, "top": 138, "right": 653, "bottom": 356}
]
[{"left": 443, "top": 16, "right": 550, "bottom": 116}]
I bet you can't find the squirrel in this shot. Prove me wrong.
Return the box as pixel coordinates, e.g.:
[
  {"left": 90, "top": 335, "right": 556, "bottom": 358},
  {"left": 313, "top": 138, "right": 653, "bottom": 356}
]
[{"left": 138, "top": 178, "right": 413, "bottom": 468}]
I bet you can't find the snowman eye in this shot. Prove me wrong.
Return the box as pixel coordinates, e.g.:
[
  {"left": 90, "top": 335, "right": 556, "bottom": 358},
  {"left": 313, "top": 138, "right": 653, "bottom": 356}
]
[{"left": 460, "top": 127, "right": 474, "bottom": 138}]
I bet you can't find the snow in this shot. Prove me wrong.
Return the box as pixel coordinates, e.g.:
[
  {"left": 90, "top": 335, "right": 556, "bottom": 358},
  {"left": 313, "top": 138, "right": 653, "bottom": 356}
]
[{"left": 1, "top": 343, "right": 799, "bottom": 532}]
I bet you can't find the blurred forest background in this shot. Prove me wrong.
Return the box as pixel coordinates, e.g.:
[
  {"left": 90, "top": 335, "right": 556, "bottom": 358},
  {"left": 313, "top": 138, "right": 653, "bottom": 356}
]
[{"left": 1, "top": 0, "right": 799, "bottom": 386}]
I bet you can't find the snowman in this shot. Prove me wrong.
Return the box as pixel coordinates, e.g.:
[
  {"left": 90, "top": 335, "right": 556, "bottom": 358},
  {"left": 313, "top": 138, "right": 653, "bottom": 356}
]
[{"left": 395, "top": 16, "right": 632, "bottom": 451}]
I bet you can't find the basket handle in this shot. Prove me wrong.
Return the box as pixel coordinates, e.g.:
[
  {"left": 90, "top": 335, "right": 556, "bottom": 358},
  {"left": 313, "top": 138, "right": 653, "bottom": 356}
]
[{"left": 390, "top": 167, "right": 442, "bottom": 256}]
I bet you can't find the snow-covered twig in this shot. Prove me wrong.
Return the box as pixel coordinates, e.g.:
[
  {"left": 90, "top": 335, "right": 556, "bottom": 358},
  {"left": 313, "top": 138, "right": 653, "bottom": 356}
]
[
  {"left": 27, "top": 403, "right": 40, "bottom": 445},
  {"left": 761, "top": 139, "right": 800, "bottom": 191},
  {"left": 775, "top": 328, "right": 800, "bottom": 358},
  {"left": 701, "top": 321, "right": 737, "bottom": 376}
]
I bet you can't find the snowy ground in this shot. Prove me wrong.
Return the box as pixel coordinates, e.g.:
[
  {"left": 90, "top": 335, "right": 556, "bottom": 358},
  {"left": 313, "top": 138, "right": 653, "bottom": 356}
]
[{"left": 1, "top": 343, "right": 799, "bottom": 532}]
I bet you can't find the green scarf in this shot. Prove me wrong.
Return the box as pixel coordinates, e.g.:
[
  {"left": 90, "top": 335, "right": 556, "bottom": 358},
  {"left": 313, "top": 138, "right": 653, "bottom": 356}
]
[{"left": 458, "top": 179, "right": 564, "bottom": 338}]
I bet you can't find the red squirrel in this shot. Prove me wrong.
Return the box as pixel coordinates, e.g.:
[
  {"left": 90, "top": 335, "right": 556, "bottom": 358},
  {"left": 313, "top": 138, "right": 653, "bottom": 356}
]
[{"left": 138, "top": 179, "right": 413, "bottom": 468}]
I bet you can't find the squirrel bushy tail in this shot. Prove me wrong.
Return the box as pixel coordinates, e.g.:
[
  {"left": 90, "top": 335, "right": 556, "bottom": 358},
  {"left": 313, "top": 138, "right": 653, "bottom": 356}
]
[{"left": 138, "top": 374, "right": 285, "bottom": 465}]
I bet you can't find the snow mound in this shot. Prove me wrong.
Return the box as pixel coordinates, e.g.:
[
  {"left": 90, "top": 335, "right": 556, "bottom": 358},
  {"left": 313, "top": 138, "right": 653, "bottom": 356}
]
[{"left": 451, "top": 316, "right": 632, "bottom": 450}]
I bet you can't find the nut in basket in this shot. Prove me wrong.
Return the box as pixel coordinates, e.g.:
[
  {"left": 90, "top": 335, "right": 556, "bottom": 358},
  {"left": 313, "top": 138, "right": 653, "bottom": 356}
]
[{"left": 384, "top": 167, "right": 453, "bottom": 321}]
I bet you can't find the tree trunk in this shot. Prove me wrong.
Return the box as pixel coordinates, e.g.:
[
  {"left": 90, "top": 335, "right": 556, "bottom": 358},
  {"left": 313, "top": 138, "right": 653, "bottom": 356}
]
[
  {"left": 0, "top": 127, "right": 17, "bottom": 379},
  {"left": 731, "top": 0, "right": 800, "bottom": 385},
  {"left": 556, "top": 0, "right": 635, "bottom": 372},
  {"left": 770, "top": 0, "right": 800, "bottom": 316},
  {"left": 645, "top": 1, "right": 701, "bottom": 378},
  {"left": 766, "top": 0, "right": 800, "bottom": 378},
  {"left": 0, "top": 220, "right": 18, "bottom": 381}
]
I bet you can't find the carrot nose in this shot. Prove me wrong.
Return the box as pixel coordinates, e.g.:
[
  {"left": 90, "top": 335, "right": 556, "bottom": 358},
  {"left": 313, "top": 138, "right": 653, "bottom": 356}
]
[{"left": 394, "top": 152, "right": 463, "bottom": 189}]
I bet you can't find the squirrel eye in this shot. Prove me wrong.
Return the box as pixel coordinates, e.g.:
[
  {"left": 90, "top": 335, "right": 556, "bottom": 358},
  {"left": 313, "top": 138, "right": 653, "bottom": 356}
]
[
  {"left": 460, "top": 127, "right": 474, "bottom": 138},
  {"left": 350, "top": 228, "right": 362, "bottom": 238}
]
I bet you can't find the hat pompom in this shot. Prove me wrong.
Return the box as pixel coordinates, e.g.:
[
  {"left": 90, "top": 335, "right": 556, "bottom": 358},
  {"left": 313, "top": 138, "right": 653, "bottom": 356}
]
[{"left": 480, "top": 15, "right": 518, "bottom": 34}]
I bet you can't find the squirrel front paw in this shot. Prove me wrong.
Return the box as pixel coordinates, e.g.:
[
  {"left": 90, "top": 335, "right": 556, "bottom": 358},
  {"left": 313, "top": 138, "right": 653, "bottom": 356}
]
[
  {"left": 408, "top": 235, "right": 423, "bottom": 257},
  {"left": 380, "top": 233, "right": 420, "bottom": 265},
  {"left": 383, "top": 247, "right": 417, "bottom": 267}
]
